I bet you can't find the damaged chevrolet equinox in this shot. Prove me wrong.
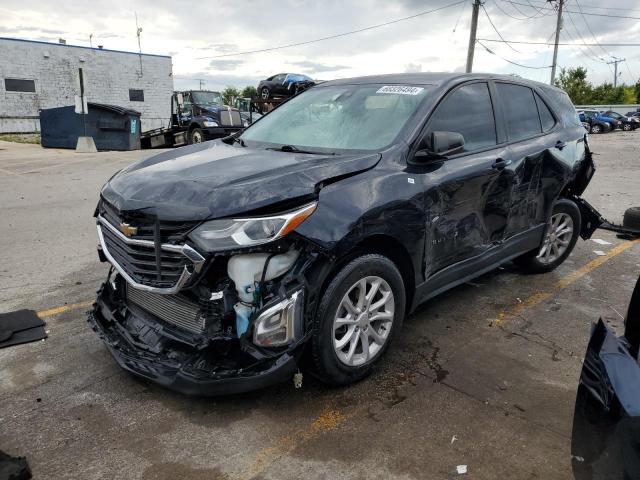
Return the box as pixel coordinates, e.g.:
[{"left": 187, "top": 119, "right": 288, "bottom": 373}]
[{"left": 89, "top": 73, "right": 596, "bottom": 395}]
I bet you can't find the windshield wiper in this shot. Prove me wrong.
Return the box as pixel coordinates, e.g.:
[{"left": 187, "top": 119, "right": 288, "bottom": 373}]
[
  {"left": 266, "top": 144, "right": 336, "bottom": 155},
  {"left": 226, "top": 135, "right": 246, "bottom": 147}
]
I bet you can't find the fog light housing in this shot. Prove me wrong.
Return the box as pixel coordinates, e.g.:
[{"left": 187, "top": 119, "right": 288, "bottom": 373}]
[{"left": 253, "top": 290, "right": 303, "bottom": 347}]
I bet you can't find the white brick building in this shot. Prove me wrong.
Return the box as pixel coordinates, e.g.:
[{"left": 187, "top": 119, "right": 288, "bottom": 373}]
[{"left": 0, "top": 37, "right": 173, "bottom": 133}]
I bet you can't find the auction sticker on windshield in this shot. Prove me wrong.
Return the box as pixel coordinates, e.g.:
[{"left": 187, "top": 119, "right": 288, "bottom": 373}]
[{"left": 376, "top": 86, "right": 424, "bottom": 95}]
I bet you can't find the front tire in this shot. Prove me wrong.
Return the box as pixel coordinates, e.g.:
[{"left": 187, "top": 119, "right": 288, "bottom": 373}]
[
  {"left": 261, "top": 87, "right": 270, "bottom": 100},
  {"left": 623, "top": 123, "right": 633, "bottom": 131},
  {"left": 189, "top": 128, "right": 204, "bottom": 144},
  {"left": 311, "top": 254, "right": 405, "bottom": 385},
  {"left": 590, "top": 124, "right": 602, "bottom": 134},
  {"left": 515, "top": 199, "right": 581, "bottom": 274}
]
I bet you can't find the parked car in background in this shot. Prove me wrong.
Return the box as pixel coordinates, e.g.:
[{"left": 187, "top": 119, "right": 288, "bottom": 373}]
[
  {"left": 578, "top": 111, "right": 612, "bottom": 134},
  {"left": 603, "top": 110, "right": 639, "bottom": 131},
  {"left": 90, "top": 73, "right": 598, "bottom": 395},
  {"left": 582, "top": 110, "right": 625, "bottom": 131},
  {"left": 258, "top": 73, "right": 315, "bottom": 99}
]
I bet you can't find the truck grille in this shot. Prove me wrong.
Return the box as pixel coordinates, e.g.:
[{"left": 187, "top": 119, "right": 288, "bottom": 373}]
[
  {"left": 126, "top": 285, "right": 205, "bottom": 333},
  {"left": 97, "top": 215, "right": 205, "bottom": 294},
  {"left": 219, "top": 109, "right": 243, "bottom": 127}
]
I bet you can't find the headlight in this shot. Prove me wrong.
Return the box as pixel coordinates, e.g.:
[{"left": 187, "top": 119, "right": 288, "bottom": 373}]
[
  {"left": 203, "top": 120, "right": 218, "bottom": 127},
  {"left": 189, "top": 202, "right": 317, "bottom": 251}
]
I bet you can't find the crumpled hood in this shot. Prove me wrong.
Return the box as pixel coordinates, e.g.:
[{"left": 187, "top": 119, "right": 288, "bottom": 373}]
[{"left": 101, "top": 141, "right": 381, "bottom": 221}]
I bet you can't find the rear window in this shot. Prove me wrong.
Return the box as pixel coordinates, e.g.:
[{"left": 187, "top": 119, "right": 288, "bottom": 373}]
[
  {"left": 535, "top": 93, "right": 555, "bottom": 132},
  {"left": 541, "top": 87, "right": 582, "bottom": 128},
  {"left": 496, "top": 83, "right": 541, "bottom": 141}
]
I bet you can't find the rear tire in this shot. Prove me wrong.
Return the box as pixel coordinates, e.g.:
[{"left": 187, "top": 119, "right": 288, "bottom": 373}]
[
  {"left": 515, "top": 199, "right": 581, "bottom": 274},
  {"left": 311, "top": 254, "right": 405, "bottom": 386}
]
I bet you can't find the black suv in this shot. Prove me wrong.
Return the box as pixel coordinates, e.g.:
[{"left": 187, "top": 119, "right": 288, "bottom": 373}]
[{"left": 89, "top": 73, "right": 596, "bottom": 395}]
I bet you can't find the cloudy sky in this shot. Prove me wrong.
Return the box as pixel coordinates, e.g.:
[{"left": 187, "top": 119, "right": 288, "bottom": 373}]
[{"left": 2, "top": 0, "right": 639, "bottom": 91}]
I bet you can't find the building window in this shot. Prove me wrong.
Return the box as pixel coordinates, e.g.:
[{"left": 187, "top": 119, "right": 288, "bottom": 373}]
[
  {"left": 5, "top": 78, "right": 36, "bottom": 93},
  {"left": 129, "top": 89, "right": 144, "bottom": 102}
]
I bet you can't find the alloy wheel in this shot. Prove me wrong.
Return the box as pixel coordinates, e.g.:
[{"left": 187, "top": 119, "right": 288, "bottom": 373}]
[
  {"left": 192, "top": 131, "right": 202, "bottom": 143},
  {"left": 591, "top": 125, "right": 601, "bottom": 134},
  {"left": 537, "top": 212, "right": 574, "bottom": 264},
  {"left": 333, "top": 276, "right": 395, "bottom": 367}
]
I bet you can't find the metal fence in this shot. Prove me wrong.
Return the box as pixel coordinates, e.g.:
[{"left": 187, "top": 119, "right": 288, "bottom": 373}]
[{"left": 575, "top": 104, "right": 640, "bottom": 112}]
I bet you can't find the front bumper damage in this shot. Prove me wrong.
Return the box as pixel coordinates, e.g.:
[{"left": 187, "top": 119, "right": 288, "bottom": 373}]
[{"left": 88, "top": 278, "right": 303, "bottom": 395}]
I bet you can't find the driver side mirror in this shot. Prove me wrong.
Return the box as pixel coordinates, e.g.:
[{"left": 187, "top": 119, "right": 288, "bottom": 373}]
[
  {"left": 414, "top": 131, "right": 465, "bottom": 163},
  {"left": 176, "top": 93, "right": 184, "bottom": 106}
]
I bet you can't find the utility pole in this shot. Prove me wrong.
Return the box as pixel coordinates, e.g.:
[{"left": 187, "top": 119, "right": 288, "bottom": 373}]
[
  {"left": 549, "top": 0, "right": 564, "bottom": 85},
  {"left": 606, "top": 57, "right": 625, "bottom": 87},
  {"left": 465, "top": 0, "right": 482, "bottom": 73}
]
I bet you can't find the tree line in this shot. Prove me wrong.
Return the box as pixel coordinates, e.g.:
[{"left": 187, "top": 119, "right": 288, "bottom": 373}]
[
  {"left": 554, "top": 67, "right": 640, "bottom": 105},
  {"left": 220, "top": 86, "right": 257, "bottom": 106}
]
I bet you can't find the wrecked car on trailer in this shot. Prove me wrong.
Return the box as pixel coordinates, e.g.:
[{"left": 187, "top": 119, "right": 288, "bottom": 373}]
[
  {"left": 572, "top": 275, "right": 640, "bottom": 479},
  {"left": 90, "top": 73, "right": 607, "bottom": 395}
]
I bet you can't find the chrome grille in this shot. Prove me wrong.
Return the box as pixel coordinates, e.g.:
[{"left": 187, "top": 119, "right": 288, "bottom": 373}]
[
  {"left": 219, "top": 109, "right": 242, "bottom": 127},
  {"left": 99, "top": 199, "right": 196, "bottom": 243},
  {"left": 97, "top": 215, "right": 205, "bottom": 294},
  {"left": 126, "top": 285, "right": 205, "bottom": 333}
]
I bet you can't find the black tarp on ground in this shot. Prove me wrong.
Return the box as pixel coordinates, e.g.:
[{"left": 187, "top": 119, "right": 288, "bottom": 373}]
[{"left": 0, "top": 310, "right": 46, "bottom": 349}]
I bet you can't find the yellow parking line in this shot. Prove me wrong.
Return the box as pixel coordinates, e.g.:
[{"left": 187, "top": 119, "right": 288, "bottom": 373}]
[
  {"left": 492, "top": 239, "right": 639, "bottom": 326},
  {"left": 37, "top": 300, "right": 93, "bottom": 318},
  {"left": 244, "top": 407, "right": 349, "bottom": 478}
]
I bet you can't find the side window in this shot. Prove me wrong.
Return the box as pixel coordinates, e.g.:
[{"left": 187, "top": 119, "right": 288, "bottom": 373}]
[
  {"left": 534, "top": 93, "right": 555, "bottom": 132},
  {"left": 428, "top": 82, "right": 496, "bottom": 152},
  {"left": 274, "top": 74, "right": 286, "bottom": 83},
  {"left": 496, "top": 83, "right": 541, "bottom": 141}
]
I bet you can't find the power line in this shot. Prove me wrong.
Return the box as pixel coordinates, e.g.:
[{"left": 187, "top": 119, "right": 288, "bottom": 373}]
[
  {"left": 499, "top": 0, "right": 640, "bottom": 20},
  {"left": 482, "top": 4, "right": 520, "bottom": 52},
  {"left": 476, "top": 39, "right": 552, "bottom": 69},
  {"left": 197, "top": 0, "right": 465, "bottom": 59},
  {"left": 492, "top": 0, "right": 543, "bottom": 20},
  {"left": 477, "top": 38, "right": 640, "bottom": 47},
  {"left": 573, "top": 0, "right": 611, "bottom": 59},
  {"left": 564, "top": 12, "right": 607, "bottom": 64}
]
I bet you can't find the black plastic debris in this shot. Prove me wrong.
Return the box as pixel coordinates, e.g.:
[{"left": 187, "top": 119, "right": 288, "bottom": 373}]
[
  {"left": 0, "top": 310, "right": 47, "bottom": 349},
  {"left": 571, "top": 275, "right": 640, "bottom": 479},
  {"left": 0, "top": 450, "right": 32, "bottom": 480}
]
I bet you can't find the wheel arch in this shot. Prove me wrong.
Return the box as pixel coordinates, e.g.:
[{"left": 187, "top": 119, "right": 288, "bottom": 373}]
[{"left": 315, "top": 234, "right": 415, "bottom": 315}]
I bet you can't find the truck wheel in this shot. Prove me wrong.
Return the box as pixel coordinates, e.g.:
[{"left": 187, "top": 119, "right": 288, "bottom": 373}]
[
  {"left": 310, "top": 254, "right": 405, "bottom": 386},
  {"left": 515, "top": 199, "right": 581, "bottom": 274},
  {"left": 261, "top": 87, "right": 270, "bottom": 100},
  {"left": 189, "top": 128, "right": 204, "bottom": 144}
]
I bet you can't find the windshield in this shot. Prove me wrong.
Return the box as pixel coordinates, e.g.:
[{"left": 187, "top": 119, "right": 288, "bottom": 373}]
[
  {"left": 240, "top": 84, "right": 430, "bottom": 152},
  {"left": 192, "top": 91, "right": 224, "bottom": 107}
]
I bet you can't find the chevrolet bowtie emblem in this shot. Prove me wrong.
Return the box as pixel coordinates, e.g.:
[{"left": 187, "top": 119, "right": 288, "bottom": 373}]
[{"left": 118, "top": 223, "right": 138, "bottom": 237}]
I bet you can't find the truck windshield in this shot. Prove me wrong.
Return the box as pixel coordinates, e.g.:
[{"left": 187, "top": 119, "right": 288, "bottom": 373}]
[
  {"left": 192, "top": 91, "right": 224, "bottom": 107},
  {"left": 240, "top": 84, "right": 430, "bottom": 152}
]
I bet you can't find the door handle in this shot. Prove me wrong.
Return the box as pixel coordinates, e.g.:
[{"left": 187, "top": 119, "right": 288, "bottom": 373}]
[
  {"left": 555, "top": 140, "right": 567, "bottom": 150},
  {"left": 492, "top": 158, "right": 512, "bottom": 170}
]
